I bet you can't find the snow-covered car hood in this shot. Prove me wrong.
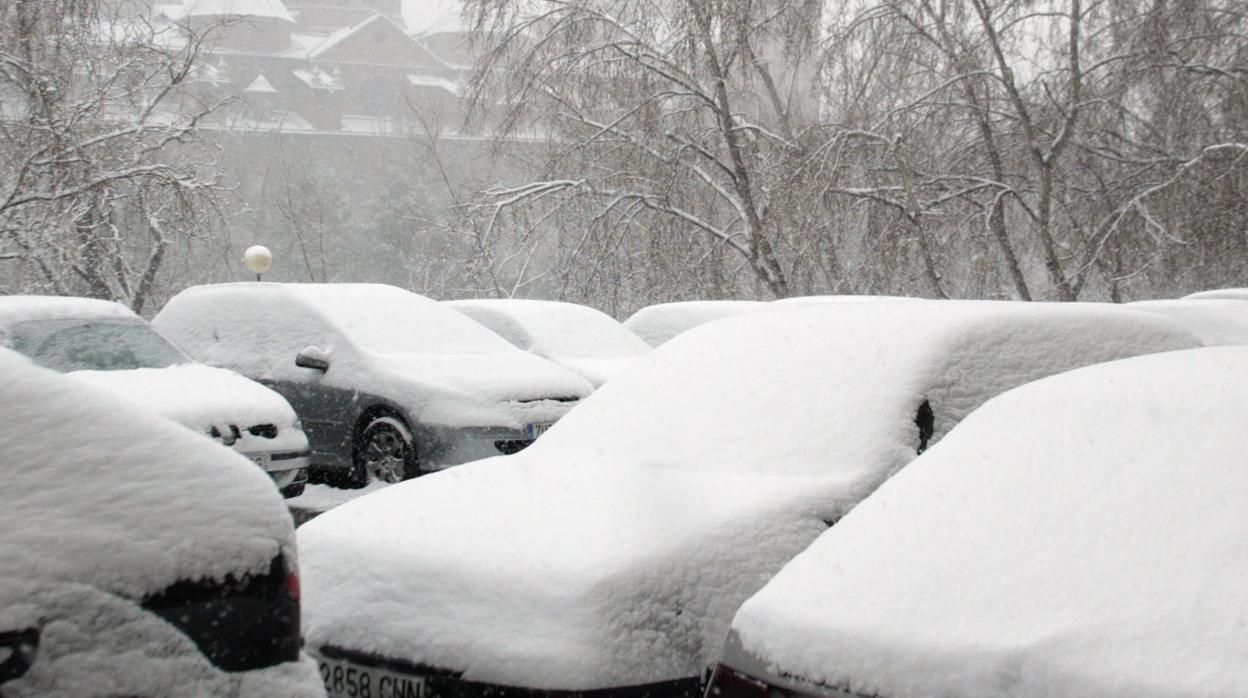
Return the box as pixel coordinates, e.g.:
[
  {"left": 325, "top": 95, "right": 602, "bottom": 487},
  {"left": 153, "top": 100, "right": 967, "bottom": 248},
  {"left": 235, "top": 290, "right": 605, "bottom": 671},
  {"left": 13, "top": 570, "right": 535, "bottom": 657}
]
[
  {"left": 67, "top": 363, "right": 301, "bottom": 436},
  {"left": 366, "top": 351, "right": 593, "bottom": 428},
  {"left": 299, "top": 460, "right": 845, "bottom": 689},
  {"left": 551, "top": 356, "right": 639, "bottom": 388},
  {"left": 0, "top": 350, "right": 295, "bottom": 601}
]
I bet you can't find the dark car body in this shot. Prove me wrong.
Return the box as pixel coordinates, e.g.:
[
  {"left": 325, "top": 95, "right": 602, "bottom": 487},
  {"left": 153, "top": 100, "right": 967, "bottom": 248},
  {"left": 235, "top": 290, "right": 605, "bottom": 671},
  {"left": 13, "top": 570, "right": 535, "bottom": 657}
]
[{"left": 154, "top": 283, "right": 594, "bottom": 486}]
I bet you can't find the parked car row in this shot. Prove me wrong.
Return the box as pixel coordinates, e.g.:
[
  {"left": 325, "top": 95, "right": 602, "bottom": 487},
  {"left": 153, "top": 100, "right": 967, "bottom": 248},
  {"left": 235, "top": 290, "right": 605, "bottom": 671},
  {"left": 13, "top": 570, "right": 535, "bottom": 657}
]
[
  {"left": 6, "top": 285, "right": 1248, "bottom": 697},
  {"left": 296, "top": 299, "right": 1215, "bottom": 697}
]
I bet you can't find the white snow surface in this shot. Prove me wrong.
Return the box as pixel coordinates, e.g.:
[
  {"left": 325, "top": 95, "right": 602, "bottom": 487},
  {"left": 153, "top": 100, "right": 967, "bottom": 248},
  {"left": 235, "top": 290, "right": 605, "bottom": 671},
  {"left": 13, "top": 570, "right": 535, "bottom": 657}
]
[
  {"left": 1130, "top": 298, "right": 1248, "bottom": 345},
  {"left": 732, "top": 346, "right": 1248, "bottom": 698},
  {"left": 0, "top": 349, "right": 295, "bottom": 600},
  {"left": 1183, "top": 287, "right": 1248, "bottom": 301},
  {"left": 286, "top": 481, "right": 391, "bottom": 514},
  {"left": 68, "top": 363, "right": 305, "bottom": 451},
  {"left": 621, "top": 300, "right": 769, "bottom": 346},
  {"left": 155, "top": 283, "right": 594, "bottom": 430},
  {"left": 0, "top": 578, "right": 324, "bottom": 698},
  {"left": 447, "top": 299, "right": 650, "bottom": 387},
  {"left": 298, "top": 300, "right": 1199, "bottom": 689}
]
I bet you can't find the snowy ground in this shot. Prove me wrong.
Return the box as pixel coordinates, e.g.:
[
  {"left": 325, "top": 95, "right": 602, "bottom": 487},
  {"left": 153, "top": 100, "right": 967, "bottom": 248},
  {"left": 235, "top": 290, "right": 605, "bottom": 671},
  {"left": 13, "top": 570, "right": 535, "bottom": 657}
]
[{"left": 286, "top": 482, "right": 391, "bottom": 525}]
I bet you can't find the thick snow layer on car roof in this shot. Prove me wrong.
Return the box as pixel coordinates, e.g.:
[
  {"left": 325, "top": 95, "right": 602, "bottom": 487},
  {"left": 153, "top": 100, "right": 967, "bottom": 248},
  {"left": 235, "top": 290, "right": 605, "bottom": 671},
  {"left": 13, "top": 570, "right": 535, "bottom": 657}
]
[
  {"left": 0, "top": 349, "right": 295, "bottom": 599},
  {"left": 0, "top": 577, "right": 323, "bottom": 698},
  {"left": 447, "top": 299, "right": 650, "bottom": 386},
  {"left": 298, "top": 301, "right": 1199, "bottom": 689},
  {"left": 446, "top": 299, "right": 650, "bottom": 360},
  {"left": 1183, "top": 287, "right": 1248, "bottom": 301},
  {"left": 1129, "top": 298, "right": 1248, "bottom": 345},
  {"left": 732, "top": 346, "right": 1248, "bottom": 698},
  {"left": 621, "top": 300, "right": 769, "bottom": 345},
  {"left": 0, "top": 295, "right": 135, "bottom": 325},
  {"left": 163, "top": 283, "right": 516, "bottom": 355}
]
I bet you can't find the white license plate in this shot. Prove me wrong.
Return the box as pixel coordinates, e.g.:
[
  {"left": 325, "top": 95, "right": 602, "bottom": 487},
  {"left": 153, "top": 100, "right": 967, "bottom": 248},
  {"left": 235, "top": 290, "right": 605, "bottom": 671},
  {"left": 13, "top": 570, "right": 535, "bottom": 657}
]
[
  {"left": 318, "top": 656, "right": 426, "bottom": 698},
  {"left": 525, "top": 423, "right": 552, "bottom": 439}
]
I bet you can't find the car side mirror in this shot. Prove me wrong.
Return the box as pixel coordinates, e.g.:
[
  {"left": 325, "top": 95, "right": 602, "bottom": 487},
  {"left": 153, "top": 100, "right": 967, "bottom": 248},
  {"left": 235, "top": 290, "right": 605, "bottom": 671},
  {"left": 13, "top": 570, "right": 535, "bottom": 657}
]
[
  {"left": 0, "top": 627, "right": 39, "bottom": 685},
  {"left": 295, "top": 346, "right": 330, "bottom": 372}
]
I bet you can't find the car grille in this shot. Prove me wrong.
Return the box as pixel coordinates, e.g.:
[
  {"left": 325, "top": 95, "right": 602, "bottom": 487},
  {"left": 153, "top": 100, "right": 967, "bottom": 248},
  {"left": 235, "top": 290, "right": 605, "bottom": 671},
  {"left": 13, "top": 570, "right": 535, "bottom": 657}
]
[
  {"left": 248, "top": 424, "right": 278, "bottom": 439},
  {"left": 208, "top": 424, "right": 279, "bottom": 441}
]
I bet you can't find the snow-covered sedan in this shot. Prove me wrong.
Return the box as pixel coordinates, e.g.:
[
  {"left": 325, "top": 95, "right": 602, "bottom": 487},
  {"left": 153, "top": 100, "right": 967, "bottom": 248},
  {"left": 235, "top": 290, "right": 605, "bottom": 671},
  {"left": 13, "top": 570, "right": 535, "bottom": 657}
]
[
  {"left": 296, "top": 300, "right": 1199, "bottom": 698},
  {"left": 0, "top": 349, "right": 322, "bottom": 697},
  {"left": 446, "top": 299, "right": 651, "bottom": 387},
  {"left": 154, "top": 283, "right": 594, "bottom": 486},
  {"left": 713, "top": 346, "right": 1248, "bottom": 698},
  {"left": 622, "top": 300, "right": 769, "bottom": 346},
  {"left": 0, "top": 296, "right": 310, "bottom": 497}
]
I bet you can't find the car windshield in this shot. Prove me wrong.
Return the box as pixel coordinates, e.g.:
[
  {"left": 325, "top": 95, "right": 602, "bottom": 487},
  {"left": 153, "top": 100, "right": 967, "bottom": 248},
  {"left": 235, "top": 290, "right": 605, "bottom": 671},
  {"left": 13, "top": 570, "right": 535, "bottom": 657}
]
[{"left": 6, "top": 318, "right": 190, "bottom": 372}]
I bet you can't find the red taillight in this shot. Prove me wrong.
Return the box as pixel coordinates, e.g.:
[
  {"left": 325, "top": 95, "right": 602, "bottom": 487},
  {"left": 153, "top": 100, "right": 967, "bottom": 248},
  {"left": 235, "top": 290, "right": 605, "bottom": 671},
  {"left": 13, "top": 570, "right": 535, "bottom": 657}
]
[
  {"left": 286, "top": 571, "right": 301, "bottom": 600},
  {"left": 706, "top": 664, "right": 770, "bottom": 698}
]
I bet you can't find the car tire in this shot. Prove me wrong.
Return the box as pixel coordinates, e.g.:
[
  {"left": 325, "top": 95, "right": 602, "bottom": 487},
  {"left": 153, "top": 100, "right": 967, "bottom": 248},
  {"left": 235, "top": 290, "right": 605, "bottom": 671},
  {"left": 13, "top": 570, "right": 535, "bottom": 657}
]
[
  {"left": 350, "top": 415, "right": 418, "bottom": 487},
  {"left": 279, "top": 480, "right": 306, "bottom": 498}
]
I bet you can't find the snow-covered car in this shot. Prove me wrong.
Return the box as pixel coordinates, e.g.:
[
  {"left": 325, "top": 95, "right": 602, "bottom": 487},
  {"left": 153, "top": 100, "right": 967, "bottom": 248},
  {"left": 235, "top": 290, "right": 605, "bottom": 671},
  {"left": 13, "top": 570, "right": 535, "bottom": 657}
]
[
  {"left": 154, "top": 283, "right": 594, "bottom": 486},
  {"left": 713, "top": 345, "right": 1248, "bottom": 698},
  {"left": 1129, "top": 298, "right": 1248, "bottom": 345},
  {"left": 772, "top": 294, "right": 908, "bottom": 306},
  {"left": 0, "top": 349, "right": 322, "bottom": 697},
  {"left": 1182, "top": 287, "right": 1248, "bottom": 301},
  {"left": 295, "top": 300, "right": 1199, "bottom": 698},
  {"left": 622, "top": 300, "right": 769, "bottom": 346},
  {"left": 445, "top": 299, "right": 651, "bottom": 387},
  {"left": 0, "top": 296, "right": 310, "bottom": 497}
]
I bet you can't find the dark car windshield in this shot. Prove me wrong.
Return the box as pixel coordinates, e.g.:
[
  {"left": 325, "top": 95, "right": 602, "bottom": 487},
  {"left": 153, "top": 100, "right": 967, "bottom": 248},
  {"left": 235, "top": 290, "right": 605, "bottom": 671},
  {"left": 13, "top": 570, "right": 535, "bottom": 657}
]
[{"left": 6, "top": 318, "right": 190, "bottom": 372}]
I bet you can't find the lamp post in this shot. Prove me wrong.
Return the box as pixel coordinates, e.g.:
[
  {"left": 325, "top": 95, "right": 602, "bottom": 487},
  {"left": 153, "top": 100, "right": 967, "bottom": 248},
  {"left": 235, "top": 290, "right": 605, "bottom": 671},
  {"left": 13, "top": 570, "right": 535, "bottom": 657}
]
[{"left": 243, "top": 245, "right": 272, "bottom": 281}]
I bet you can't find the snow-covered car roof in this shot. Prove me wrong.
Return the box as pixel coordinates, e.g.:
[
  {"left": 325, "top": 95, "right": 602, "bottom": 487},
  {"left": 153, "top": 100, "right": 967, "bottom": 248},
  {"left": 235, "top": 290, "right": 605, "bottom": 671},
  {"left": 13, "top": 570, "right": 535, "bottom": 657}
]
[
  {"left": 297, "top": 300, "right": 1200, "bottom": 689},
  {"left": 0, "top": 348, "right": 294, "bottom": 599},
  {"left": 159, "top": 283, "right": 520, "bottom": 356},
  {"left": 622, "top": 300, "right": 770, "bottom": 346},
  {"left": 729, "top": 346, "right": 1248, "bottom": 698},
  {"left": 0, "top": 295, "right": 136, "bottom": 325},
  {"left": 773, "top": 295, "right": 910, "bottom": 305},
  {"left": 446, "top": 299, "right": 650, "bottom": 387},
  {"left": 446, "top": 299, "right": 650, "bottom": 359},
  {"left": 1182, "top": 287, "right": 1248, "bottom": 301},
  {"left": 1129, "top": 298, "right": 1248, "bottom": 345}
]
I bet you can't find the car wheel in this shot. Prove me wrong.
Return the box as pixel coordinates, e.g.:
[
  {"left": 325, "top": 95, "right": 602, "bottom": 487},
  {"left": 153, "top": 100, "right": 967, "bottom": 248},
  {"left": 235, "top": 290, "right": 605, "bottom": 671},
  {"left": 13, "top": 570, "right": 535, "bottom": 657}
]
[
  {"left": 279, "top": 480, "right": 306, "bottom": 498},
  {"left": 352, "top": 415, "right": 418, "bottom": 486}
]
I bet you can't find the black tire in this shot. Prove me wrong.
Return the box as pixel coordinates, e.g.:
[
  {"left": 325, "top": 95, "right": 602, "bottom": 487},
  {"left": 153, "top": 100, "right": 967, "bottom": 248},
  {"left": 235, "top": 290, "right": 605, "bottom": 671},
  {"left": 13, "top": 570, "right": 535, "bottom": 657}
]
[
  {"left": 279, "top": 480, "right": 306, "bottom": 498},
  {"left": 350, "top": 415, "right": 419, "bottom": 487}
]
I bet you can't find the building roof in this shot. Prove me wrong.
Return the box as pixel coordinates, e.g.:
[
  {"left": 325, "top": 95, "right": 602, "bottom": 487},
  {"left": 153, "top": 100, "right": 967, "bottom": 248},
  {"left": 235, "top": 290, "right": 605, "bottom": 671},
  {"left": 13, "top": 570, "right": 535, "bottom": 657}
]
[
  {"left": 183, "top": 0, "right": 295, "bottom": 23},
  {"left": 244, "top": 74, "right": 278, "bottom": 93}
]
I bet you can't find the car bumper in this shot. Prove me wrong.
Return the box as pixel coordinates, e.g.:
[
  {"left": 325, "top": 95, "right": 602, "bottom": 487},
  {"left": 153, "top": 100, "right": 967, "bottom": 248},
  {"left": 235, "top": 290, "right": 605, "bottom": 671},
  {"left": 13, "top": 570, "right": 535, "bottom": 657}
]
[
  {"left": 312, "top": 646, "right": 701, "bottom": 698},
  {"left": 705, "top": 632, "right": 862, "bottom": 698},
  {"left": 424, "top": 425, "right": 548, "bottom": 469}
]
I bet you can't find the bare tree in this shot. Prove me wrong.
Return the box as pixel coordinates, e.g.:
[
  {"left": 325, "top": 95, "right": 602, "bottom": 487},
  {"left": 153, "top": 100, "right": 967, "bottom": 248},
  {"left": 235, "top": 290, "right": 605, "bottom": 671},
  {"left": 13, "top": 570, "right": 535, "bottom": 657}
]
[
  {"left": 458, "top": 0, "right": 831, "bottom": 303},
  {"left": 0, "top": 0, "right": 228, "bottom": 311}
]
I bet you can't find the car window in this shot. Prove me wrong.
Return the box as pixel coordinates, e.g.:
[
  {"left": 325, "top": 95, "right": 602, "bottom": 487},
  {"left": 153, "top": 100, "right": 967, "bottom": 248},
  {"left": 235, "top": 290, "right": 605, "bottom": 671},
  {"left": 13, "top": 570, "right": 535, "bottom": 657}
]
[{"left": 6, "top": 318, "right": 191, "bottom": 372}]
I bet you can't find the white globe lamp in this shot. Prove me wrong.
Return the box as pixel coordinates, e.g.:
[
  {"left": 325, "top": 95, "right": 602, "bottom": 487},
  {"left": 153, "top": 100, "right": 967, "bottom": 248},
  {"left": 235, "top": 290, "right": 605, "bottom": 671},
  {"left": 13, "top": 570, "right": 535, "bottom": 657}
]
[{"left": 243, "top": 245, "right": 272, "bottom": 280}]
